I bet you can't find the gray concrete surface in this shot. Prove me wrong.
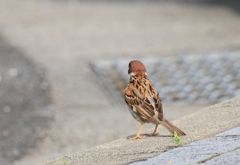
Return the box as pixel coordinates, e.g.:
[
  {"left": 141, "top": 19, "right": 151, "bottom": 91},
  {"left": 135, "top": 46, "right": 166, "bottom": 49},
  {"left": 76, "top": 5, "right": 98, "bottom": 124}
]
[
  {"left": 0, "top": 0, "right": 240, "bottom": 164},
  {"left": 41, "top": 96, "right": 240, "bottom": 165},
  {"left": 0, "top": 36, "right": 53, "bottom": 164},
  {"left": 132, "top": 126, "right": 240, "bottom": 165}
]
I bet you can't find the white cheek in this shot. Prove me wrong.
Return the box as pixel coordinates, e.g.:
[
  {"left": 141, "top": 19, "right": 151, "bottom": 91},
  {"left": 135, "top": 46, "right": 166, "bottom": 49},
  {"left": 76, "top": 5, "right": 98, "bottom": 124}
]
[{"left": 129, "top": 73, "right": 136, "bottom": 77}]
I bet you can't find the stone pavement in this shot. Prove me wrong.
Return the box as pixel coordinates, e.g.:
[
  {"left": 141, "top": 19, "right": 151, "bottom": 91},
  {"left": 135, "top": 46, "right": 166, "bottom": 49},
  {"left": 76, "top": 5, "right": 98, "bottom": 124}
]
[
  {"left": 91, "top": 52, "right": 240, "bottom": 105},
  {"left": 132, "top": 127, "right": 240, "bottom": 165},
  {"left": 0, "top": 0, "right": 240, "bottom": 164},
  {"left": 41, "top": 96, "right": 240, "bottom": 165}
]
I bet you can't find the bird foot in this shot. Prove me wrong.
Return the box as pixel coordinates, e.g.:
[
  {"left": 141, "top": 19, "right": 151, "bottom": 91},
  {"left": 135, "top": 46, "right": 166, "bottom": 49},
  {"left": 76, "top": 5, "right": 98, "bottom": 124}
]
[
  {"left": 127, "top": 135, "right": 147, "bottom": 140},
  {"left": 145, "top": 133, "right": 159, "bottom": 136}
]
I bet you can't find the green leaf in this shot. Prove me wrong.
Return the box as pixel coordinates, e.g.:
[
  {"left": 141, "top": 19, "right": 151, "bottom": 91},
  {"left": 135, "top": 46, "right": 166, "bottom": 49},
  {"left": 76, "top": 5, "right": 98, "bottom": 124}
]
[
  {"left": 62, "top": 157, "right": 69, "bottom": 165},
  {"left": 173, "top": 131, "right": 183, "bottom": 147}
]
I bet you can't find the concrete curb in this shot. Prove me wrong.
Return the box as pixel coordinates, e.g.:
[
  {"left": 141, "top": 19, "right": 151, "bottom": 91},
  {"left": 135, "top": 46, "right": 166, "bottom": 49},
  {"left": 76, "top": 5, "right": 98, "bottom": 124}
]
[{"left": 40, "top": 96, "right": 240, "bottom": 165}]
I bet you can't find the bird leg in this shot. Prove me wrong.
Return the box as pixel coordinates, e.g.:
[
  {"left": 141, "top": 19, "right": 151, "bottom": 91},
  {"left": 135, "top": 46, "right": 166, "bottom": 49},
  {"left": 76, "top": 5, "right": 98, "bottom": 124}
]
[
  {"left": 145, "top": 124, "right": 159, "bottom": 136},
  {"left": 128, "top": 123, "right": 147, "bottom": 140}
]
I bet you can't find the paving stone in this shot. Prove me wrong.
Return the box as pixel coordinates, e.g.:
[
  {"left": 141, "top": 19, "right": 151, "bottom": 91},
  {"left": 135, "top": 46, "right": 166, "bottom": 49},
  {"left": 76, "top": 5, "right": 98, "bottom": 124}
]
[
  {"left": 91, "top": 52, "right": 240, "bottom": 104},
  {"left": 131, "top": 126, "right": 240, "bottom": 165},
  {"left": 204, "top": 148, "right": 240, "bottom": 165}
]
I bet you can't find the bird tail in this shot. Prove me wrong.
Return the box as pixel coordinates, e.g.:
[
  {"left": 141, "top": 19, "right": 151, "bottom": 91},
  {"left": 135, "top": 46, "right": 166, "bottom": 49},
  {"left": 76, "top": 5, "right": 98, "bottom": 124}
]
[{"left": 161, "top": 118, "right": 186, "bottom": 136}]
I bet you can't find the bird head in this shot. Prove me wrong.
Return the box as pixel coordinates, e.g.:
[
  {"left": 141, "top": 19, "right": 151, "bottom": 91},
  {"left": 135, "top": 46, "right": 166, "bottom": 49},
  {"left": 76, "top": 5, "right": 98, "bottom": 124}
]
[{"left": 128, "top": 60, "right": 147, "bottom": 77}]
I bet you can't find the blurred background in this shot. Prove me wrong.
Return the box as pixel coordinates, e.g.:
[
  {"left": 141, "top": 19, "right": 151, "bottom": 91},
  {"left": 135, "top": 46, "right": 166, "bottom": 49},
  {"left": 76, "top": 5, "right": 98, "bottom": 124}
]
[{"left": 0, "top": 0, "right": 240, "bottom": 164}]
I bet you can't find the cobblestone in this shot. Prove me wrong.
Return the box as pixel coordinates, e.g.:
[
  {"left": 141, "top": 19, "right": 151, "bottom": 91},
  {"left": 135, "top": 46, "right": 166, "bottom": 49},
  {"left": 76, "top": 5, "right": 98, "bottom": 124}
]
[{"left": 91, "top": 52, "right": 240, "bottom": 104}]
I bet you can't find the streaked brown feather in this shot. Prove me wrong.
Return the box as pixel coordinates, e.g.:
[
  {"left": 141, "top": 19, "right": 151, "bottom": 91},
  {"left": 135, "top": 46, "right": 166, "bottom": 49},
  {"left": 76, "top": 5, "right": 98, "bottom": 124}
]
[{"left": 124, "top": 76, "right": 163, "bottom": 121}]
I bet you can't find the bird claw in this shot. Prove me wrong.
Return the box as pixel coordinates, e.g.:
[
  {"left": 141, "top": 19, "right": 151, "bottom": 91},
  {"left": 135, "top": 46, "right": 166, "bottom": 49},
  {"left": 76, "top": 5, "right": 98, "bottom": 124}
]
[
  {"left": 144, "top": 133, "right": 159, "bottom": 136},
  {"left": 127, "top": 135, "right": 147, "bottom": 140}
]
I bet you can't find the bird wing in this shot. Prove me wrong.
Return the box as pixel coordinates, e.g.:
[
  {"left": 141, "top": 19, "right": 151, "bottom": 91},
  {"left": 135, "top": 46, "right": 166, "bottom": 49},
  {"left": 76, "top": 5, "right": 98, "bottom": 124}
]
[
  {"left": 154, "top": 92, "right": 164, "bottom": 121},
  {"left": 124, "top": 81, "right": 164, "bottom": 121},
  {"left": 147, "top": 81, "right": 164, "bottom": 120},
  {"left": 124, "top": 85, "right": 155, "bottom": 120}
]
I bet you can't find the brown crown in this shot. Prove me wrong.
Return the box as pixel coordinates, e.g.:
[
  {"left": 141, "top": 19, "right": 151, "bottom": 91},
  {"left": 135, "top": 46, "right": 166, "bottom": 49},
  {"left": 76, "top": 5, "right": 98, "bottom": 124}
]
[{"left": 128, "top": 60, "right": 147, "bottom": 76}]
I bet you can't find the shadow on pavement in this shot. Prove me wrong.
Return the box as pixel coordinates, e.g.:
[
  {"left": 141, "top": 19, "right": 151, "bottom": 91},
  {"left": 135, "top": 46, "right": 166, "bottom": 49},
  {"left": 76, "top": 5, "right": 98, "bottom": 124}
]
[{"left": 0, "top": 35, "right": 54, "bottom": 164}]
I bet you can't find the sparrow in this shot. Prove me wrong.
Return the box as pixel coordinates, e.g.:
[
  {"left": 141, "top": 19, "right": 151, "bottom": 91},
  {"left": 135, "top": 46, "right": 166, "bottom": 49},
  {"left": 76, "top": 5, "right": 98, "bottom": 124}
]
[{"left": 124, "top": 60, "right": 186, "bottom": 140}]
